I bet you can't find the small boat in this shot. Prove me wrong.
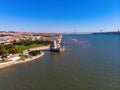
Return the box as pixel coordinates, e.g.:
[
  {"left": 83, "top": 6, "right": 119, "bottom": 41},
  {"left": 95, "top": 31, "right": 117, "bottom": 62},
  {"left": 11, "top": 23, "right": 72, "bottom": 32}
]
[{"left": 71, "top": 38, "right": 78, "bottom": 42}]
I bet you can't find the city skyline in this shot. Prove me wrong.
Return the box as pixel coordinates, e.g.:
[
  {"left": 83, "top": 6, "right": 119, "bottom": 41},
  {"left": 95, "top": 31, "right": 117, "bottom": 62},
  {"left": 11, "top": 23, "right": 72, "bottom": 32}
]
[{"left": 0, "top": 0, "right": 119, "bottom": 33}]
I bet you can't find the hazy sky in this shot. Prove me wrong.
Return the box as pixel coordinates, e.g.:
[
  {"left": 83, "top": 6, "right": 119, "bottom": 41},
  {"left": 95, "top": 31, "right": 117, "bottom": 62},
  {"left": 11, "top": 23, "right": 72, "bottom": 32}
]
[{"left": 0, "top": 0, "right": 119, "bottom": 33}]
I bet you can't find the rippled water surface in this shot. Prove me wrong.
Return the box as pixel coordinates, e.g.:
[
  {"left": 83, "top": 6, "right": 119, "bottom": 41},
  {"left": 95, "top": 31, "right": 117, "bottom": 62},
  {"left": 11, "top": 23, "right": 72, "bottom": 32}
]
[{"left": 0, "top": 34, "right": 120, "bottom": 90}]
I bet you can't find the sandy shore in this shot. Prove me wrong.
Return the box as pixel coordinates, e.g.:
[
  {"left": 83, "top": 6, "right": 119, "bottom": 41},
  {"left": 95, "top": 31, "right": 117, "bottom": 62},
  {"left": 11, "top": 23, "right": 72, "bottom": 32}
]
[{"left": 0, "top": 46, "right": 50, "bottom": 70}]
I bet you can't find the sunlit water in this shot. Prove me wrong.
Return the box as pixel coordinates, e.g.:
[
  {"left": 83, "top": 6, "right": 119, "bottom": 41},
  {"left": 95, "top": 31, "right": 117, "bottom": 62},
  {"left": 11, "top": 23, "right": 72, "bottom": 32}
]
[{"left": 0, "top": 34, "right": 120, "bottom": 90}]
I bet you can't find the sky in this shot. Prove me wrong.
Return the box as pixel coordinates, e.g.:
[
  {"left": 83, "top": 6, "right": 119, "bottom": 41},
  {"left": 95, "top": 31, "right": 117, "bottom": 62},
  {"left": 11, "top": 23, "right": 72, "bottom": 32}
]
[{"left": 0, "top": 0, "right": 119, "bottom": 33}]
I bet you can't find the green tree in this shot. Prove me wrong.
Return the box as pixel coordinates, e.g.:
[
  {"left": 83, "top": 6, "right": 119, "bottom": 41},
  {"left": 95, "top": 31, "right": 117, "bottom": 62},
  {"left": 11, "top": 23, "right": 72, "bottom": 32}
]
[
  {"left": 9, "top": 47, "right": 20, "bottom": 54},
  {"left": 29, "top": 50, "right": 41, "bottom": 56},
  {"left": 0, "top": 47, "right": 9, "bottom": 55},
  {"left": 4, "top": 44, "right": 14, "bottom": 49}
]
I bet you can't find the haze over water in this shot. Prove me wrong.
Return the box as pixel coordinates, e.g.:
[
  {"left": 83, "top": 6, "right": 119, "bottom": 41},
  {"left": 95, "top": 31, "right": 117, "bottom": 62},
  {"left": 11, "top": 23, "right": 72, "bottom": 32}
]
[{"left": 0, "top": 34, "right": 120, "bottom": 90}]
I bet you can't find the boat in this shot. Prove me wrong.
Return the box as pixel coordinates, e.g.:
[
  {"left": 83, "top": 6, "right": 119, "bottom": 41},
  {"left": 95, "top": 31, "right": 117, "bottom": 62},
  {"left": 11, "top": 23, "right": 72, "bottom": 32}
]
[{"left": 71, "top": 38, "right": 78, "bottom": 42}]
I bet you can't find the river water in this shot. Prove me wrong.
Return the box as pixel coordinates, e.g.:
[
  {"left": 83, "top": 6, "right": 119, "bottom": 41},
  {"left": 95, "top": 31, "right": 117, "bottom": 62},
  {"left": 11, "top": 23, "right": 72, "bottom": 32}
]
[{"left": 0, "top": 34, "right": 120, "bottom": 90}]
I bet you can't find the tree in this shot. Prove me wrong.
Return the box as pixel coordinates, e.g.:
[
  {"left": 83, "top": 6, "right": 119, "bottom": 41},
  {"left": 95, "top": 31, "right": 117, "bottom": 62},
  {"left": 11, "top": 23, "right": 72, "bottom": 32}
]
[
  {"left": 29, "top": 50, "right": 41, "bottom": 56},
  {"left": 9, "top": 47, "right": 20, "bottom": 54},
  {"left": 4, "top": 44, "right": 14, "bottom": 49},
  {"left": 0, "top": 44, "right": 20, "bottom": 55},
  {"left": 0, "top": 47, "right": 9, "bottom": 55}
]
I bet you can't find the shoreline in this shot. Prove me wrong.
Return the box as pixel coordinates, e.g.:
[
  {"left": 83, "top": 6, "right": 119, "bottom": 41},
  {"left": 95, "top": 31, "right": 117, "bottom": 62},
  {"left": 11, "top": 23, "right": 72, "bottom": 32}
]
[{"left": 0, "top": 46, "right": 50, "bottom": 70}]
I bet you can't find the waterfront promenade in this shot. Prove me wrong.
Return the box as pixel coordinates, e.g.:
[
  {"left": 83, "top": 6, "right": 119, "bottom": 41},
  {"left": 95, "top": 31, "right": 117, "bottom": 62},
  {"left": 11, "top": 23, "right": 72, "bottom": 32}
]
[
  {"left": 0, "top": 46, "right": 50, "bottom": 70},
  {"left": 0, "top": 34, "right": 62, "bottom": 70}
]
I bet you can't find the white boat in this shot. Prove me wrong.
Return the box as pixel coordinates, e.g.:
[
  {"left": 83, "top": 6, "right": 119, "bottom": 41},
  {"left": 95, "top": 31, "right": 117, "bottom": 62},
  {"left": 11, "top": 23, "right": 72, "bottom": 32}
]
[{"left": 71, "top": 38, "right": 78, "bottom": 42}]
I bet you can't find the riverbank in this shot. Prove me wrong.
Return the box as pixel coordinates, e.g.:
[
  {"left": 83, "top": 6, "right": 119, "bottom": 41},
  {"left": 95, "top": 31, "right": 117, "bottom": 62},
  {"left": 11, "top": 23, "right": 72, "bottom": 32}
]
[{"left": 0, "top": 46, "right": 50, "bottom": 70}]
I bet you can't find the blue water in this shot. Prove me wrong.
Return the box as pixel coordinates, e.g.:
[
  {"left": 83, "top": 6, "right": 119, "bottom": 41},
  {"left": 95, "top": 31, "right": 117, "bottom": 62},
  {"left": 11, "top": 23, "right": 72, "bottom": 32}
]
[{"left": 0, "top": 34, "right": 120, "bottom": 90}]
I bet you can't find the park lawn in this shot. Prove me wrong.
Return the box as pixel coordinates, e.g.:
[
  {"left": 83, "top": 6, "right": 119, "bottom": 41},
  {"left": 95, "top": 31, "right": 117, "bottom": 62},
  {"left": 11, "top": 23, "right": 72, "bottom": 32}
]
[
  {"left": 0, "top": 60, "right": 12, "bottom": 63},
  {"left": 17, "top": 44, "right": 44, "bottom": 52}
]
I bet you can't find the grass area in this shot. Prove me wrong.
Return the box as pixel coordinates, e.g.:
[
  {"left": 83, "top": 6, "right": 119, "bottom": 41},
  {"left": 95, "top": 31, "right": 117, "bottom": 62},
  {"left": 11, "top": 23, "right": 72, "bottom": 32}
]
[
  {"left": 16, "top": 56, "right": 27, "bottom": 61},
  {"left": 17, "top": 44, "right": 45, "bottom": 52},
  {"left": 0, "top": 60, "right": 12, "bottom": 63}
]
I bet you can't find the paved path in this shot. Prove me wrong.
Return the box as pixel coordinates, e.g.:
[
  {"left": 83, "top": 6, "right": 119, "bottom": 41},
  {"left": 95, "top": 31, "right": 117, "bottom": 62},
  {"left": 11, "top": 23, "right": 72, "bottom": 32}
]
[
  {"left": 23, "top": 45, "right": 50, "bottom": 54},
  {"left": 0, "top": 46, "right": 50, "bottom": 70}
]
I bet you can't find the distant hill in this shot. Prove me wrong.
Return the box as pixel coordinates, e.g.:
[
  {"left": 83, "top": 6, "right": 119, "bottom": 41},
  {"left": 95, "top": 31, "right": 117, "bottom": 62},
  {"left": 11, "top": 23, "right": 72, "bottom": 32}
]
[{"left": 92, "top": 32, "right": 120, "bottom": 35}]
